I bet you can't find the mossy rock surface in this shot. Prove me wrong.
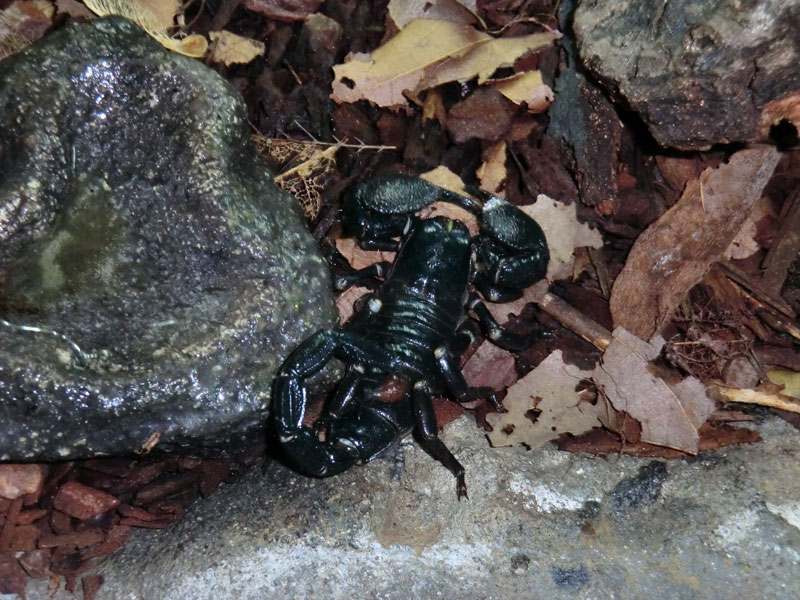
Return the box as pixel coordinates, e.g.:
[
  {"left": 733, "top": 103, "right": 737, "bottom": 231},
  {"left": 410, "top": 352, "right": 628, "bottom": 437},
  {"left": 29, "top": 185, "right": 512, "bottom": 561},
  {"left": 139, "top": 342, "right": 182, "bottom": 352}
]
[{"left": 0, "top": 17, "right": 337, "bottom": 460}]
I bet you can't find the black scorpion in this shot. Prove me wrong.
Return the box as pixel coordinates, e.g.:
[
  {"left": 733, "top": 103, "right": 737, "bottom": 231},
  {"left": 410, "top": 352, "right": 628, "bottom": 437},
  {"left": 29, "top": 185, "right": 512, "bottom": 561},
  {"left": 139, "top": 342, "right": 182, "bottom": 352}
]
[{"left": 272, "top": 175, "right": 549, "bottom": 498}]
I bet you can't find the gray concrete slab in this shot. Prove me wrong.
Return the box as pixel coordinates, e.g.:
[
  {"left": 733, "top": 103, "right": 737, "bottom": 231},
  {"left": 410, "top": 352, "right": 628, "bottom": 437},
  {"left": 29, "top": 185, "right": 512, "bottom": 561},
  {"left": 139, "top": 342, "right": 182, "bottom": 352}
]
[{"left": 13, "top": 415, "right": 800, "bottom": 599}]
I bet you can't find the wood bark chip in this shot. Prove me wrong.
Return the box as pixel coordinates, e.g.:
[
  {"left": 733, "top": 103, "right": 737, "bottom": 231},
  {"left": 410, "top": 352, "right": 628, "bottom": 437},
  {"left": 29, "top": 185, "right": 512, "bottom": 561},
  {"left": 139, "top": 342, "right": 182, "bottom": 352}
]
[
  {"left": 609, "top": 147, "right": 781, "bottom": 340},
  {"left": 52, "top": 481, "right": 120, "bottom": 520},
  {"left": 0, "top": 464, "right": 46, "bottom": 500}
]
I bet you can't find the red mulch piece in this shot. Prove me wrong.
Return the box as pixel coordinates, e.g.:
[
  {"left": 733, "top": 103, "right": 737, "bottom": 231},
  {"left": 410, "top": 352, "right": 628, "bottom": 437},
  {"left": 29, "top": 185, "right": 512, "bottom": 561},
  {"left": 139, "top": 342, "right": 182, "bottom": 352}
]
[
  {"left": 39, "top": 528, "right": 106, "bottom": 549},
  {"left": 10, "top": 525, "right": 40, "bottom": 551},
  {"left": 0, "top": 552, "right": 27, "bottom": 597},
  {"left": 199, "top": 459, "right": 230, "bottom": 497},
  {"left": 81, "top": 526, "right": 132, "bottom": 560},
  {"left": 0, "top": 464, "right": 46, "bottom": 501},
  {"left": 80, "top": 458, "right": 136, "bottom": 478},
  {"left": 0, "top": 497, "right": 22, "bottom": 550},
  {"left": 117, "top": 504, "right": 161, "bottom": 521},
  {"left": 82, "top": 574, "right": 104, "bottom": 600},
  {"left": 53, "top": 481, "right": 120, "bottom": 520},
  {"left": 118, "top": 517, "right": 177, "bottom": 529},
  {"left": 0, "top": 443, "right": 259, "bottom": 598},
  {"left": 50, "top": 510, "right": 72, "bottom": 535},
  {"left": 16, "top": 509, "right": 47, "bottom": 525},
  {"left": 134, "top": 470, "right": 201, "bottom": 506},
  {"left": 18, "top": 549, "right": 52, "bottom": 579}
]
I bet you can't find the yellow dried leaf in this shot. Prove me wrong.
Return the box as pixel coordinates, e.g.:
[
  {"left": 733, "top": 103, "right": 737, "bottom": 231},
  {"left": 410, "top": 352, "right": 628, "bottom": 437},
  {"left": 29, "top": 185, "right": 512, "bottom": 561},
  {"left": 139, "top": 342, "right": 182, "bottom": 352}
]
[
  {"left": 331, "top": 19, "right": 558, "bottom": 107},
  {"left": 491, "top": 70, "right": 553, "bottom": 112},
  {"left": 476, "top": 141, "right": 506, "bottom": 196},
  {"left": 208, "top": 30, "right": 265, "bottom": 65},
  {"left": 766, "top": 369, "right": 800, "bottom": 398},
  {"left": 83, "top": 0, "right": 207, "bottom": 57},
  {"left": 431, "top": 31, "right": 559, "bottom": 86}
]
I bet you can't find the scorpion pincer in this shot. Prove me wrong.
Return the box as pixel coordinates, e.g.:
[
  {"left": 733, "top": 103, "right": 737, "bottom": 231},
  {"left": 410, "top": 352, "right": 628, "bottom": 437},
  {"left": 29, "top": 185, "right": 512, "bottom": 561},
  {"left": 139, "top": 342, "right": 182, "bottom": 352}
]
[{"left": 272, "top": 175, "right": 549, "bottom": 498}]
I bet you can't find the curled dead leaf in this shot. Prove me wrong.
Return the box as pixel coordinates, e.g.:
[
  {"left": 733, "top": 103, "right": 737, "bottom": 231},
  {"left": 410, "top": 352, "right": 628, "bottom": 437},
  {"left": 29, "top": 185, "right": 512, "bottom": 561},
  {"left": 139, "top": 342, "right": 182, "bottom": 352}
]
[{"left": 208, "top": 30, "right": 265, "bottom": 65}]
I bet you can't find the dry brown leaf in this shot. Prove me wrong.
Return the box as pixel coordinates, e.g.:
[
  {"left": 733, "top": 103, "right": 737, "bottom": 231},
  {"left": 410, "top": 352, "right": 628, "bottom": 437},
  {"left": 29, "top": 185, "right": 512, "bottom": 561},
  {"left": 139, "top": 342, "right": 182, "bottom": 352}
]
[
  {"left": 476, "top": 141, "right": 507, "bottom": 196},
  {"left": 724, "top": 194, "right": 775, "bottom": 260},
  {"left": 486, "top": 350, "right": 603, "bottom": 448},
  {"left": 331, "top": 19, "right": 558, "bottom": 107},
  {"left": 490, "top": 70, "right": 553, "bottom": 112},
  {"left": 609, "top": 147, "right": 780, "bottom": 340},
  {"left": 55, "top": 0, "right": 95, "bottom": 18},
  {"left": 243, "top": 0, "right": 324, "bottom": 22},
  {"left": 388, "top": 0, "right": 479, "bottom": 29},
  {"left": 462, "top": 340, "right": 517, "bottom": 391},
  {"left": 335, "top": 238, "right": 396, "bottom": 271},
  {"left": 254, "top": 136, "right": 341, "bottom": 220},
  {"left": 592, "top": 328, "right": 717, "bottom": 453},
  {"left": 336, "top": 285, "right": 371, "bottom": 324},
  {"left": 519, "top": 195, "right": 603, "bottom": 282},
  {"left": 83, "top": 0, "right": 207, "bottom": 57},
  {"left": 0, "top": 0, "right": 54, "bottom": 60},
  {"left": 208, "top": 30, "right": 265, "bottom": 65}
]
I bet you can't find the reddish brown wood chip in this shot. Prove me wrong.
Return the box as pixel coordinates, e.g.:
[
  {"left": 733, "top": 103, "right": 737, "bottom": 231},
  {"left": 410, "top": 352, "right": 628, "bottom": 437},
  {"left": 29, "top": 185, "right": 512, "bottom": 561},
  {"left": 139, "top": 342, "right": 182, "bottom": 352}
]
[
  {"left": 0, "top": 498, "right": 22, "bottom": 550},
  {"left": 82, "top": 574, "right": 105, "bottom": 600},
  {"left": 0, "top": 552, "right": 27, "bottom": 597},
  {"left": 53, "top": 481, "right": 120, "bottom": 520},
  {"left": 134, "top": 471, "right": 200, "bottom": 505},
  {"left": 117, "top": 504, "right": 161, "bottom": 521},
  {"left": 0, "top": 464, "right": 46, "bottom": 500},
  {"left": 199, "top": 459, "right": 230, "bottom": 497},
  {"left": 15, "top": 509, "right": 47, "bottom": 525},
  {"left": 10, "top": 525, "right": 40, "bottom": 551},
  {"left": 50, "top": 510, "right": 72, "bottom": 535},
  {"left": 17, "top": 549, "right": 51, "bottom": 579},
  {"left": 82, "top": 526, "right": 132, "bottom": 560},
  {"left": 39, "top": 528, "right": 106, "bottom": 549},
  {"left": 119, "top": 517, "right": 176, "bottom": 529}
]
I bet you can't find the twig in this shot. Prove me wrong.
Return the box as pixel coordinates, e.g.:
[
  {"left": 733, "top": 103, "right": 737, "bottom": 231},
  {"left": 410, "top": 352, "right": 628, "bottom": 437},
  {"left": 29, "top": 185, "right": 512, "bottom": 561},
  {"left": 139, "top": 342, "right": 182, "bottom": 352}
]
[
  {"left": 713, "top": 385, "right": 800, "bottom": 415},
  {"left": 528, "top": 281, "right": 613, "bottom": 350},
  {"left": 720, "top": 261, "right": 796, "bottom": 319},
  {"left": 761, "top": 189, "right": 800, "bottom": 294}
]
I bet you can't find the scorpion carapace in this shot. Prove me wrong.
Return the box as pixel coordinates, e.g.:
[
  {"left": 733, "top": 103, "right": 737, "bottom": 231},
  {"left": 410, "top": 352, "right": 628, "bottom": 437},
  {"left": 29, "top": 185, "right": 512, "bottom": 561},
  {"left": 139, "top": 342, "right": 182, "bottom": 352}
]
[{"left": 273, "top": 175, "right": 549, "bottom": 498}]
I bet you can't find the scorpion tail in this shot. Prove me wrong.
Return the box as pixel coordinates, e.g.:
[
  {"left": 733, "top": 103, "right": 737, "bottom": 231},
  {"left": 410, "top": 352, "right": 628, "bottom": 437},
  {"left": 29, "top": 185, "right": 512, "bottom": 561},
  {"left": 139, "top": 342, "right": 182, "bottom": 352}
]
[{"left": 277, "top": 425, "right": 357, "bottom": 478}]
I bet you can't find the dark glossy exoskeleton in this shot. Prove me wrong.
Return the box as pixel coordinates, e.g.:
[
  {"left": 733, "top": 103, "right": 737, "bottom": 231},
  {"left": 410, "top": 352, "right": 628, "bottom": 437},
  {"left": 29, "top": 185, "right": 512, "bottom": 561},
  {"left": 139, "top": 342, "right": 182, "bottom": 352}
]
[{"left": 273, "top": 175, "right": 549, "bottom": 498}]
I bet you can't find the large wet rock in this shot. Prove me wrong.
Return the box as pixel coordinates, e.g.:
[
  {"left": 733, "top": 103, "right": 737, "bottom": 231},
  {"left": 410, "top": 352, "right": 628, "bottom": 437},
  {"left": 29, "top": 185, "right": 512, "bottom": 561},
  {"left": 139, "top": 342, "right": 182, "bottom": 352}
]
[
  {"left": 573, "top": 0, "right": 800, "bottom": 149},
  {"left": 0, "top": 18, "right": 337, "bottom": 461}
]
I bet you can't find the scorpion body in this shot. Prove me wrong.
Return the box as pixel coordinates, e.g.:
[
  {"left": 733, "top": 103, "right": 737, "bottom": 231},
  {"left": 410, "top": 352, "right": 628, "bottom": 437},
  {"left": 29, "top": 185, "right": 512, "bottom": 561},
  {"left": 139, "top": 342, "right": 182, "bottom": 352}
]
[{"left": 273, "top": 175, "right": 549, "bottom": 497}]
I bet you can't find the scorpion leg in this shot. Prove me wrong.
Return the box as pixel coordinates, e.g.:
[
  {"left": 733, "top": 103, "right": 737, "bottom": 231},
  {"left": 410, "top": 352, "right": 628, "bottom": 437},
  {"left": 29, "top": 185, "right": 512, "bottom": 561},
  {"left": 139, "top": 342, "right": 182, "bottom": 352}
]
[
  {"left": 434, "top": 345, "right": 503, "bottom": 411},
  {"left": 273, "top": 329, "right": 397, "bottom": 478},
  {"left": 468, "top": 293, "right": 548, "bottom": 352},
  {"left": 320, "top": 239, "right": 391, "bottom": 292},
  {"left": 412, "top": 381, "right": 469, "bottom": 500}
]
